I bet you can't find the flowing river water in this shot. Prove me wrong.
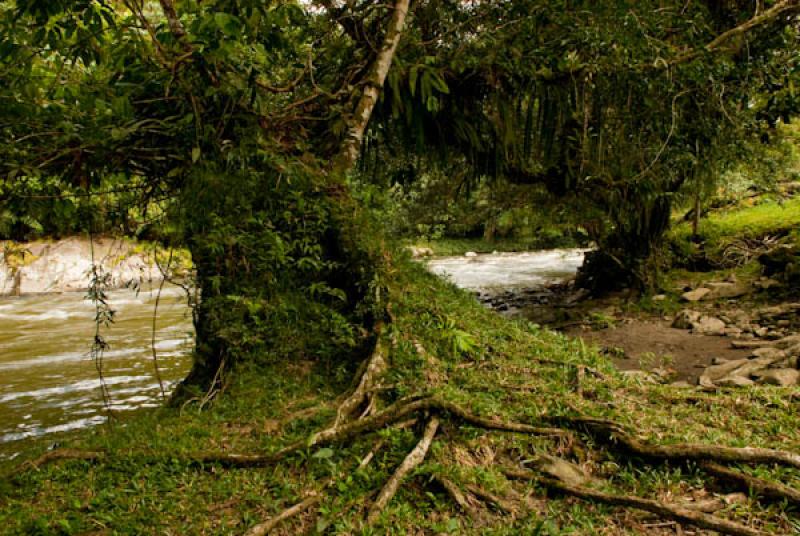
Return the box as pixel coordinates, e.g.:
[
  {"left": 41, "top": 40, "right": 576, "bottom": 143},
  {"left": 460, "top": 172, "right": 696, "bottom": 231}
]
[
  {"left": 0, "top": 285, "right": 193, "bottom": 459},
  {"left": 427, "top": 249, "right": 587, "bottom": 293},
  {"left": 0, "top": 248, "right": 586, "bottom": 460}
]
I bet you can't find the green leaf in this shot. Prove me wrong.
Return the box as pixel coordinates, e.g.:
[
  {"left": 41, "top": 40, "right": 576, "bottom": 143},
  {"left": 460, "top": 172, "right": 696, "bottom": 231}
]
[
  {"left": 312, "top": 448, "right": 334, "bottom": 460},
  {"left": 191, "top": 147, "right": 201, "bottom": 163}
]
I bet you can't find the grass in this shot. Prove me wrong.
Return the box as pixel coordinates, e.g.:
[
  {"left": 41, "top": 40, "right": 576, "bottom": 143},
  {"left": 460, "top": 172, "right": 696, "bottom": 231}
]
[
  {"left": 669, "top": 196, "right": 800, "bottom": 263},
  {"left": 1, "top": 260, "right": 799, "bottom": 534}
]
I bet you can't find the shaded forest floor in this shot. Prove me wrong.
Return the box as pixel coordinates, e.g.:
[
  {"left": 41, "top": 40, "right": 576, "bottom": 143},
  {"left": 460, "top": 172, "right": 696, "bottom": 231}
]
[{"left": 1, "top": 260, "right": 799, "bottom": 535}]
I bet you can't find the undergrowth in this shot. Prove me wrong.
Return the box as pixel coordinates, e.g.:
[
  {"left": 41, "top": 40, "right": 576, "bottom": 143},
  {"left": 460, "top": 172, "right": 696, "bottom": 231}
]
[{"left": 1, "top": 260, "right": 799, "bottom": 535}]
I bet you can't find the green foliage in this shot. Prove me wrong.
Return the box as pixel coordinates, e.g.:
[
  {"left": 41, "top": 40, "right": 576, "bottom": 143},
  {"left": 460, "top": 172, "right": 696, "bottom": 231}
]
[{"left": 2, "top": 259, "right": 799, "bottom": 533}]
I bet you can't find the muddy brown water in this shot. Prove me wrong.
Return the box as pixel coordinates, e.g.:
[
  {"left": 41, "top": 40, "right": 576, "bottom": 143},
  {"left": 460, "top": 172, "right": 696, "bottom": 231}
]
[{"left": 0, "top": 285, "right": 193, "bottom": 460}]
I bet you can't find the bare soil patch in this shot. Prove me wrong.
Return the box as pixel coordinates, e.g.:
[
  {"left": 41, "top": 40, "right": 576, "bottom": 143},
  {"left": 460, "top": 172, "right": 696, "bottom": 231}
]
[{"left": 566, "top": 320, "right": 752, "bottom": 384}]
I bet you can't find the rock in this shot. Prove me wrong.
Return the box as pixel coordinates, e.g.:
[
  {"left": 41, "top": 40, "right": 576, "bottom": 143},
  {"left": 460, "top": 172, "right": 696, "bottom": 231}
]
[
  {"left": 723, "top": 493, "right": 748, "bottom": 506},
  {"left": 692, "top": 315, "right": 726, "bottom": 336},
  {"left": 754, "top": 327, "right": 769, "bottom": 338},
  {"left": 715, "top": 376, "right": 755, "bottom": 387},
  {"left": 670, "top": 380, "right": 693, "bottom": 388},
  {"left": 704, "top": 281, "right": 749, "bottom": 300},
  {"left": 731, "top": 340, "right": 776, "bottom": 349},
  {"left": 701, "top": 358, "right": 752, "bottom": 381},
  {"left": 681, "top": 288, "right": 711, "bottom": 302},
  {"left": 671, "top": 310, "right": 725, "bottom": 335},
  {"left": 776, "top": 334, "right": 800, "bottom": 349},
  {"left": 407, "top": 246, "right": 434, "bottom": 258},
  {"left": 698, "top": 375, "right": 717, "bottom": 389},
  {"left": 785, "top": 344, "right": 800, "bottom": 358},
  {"left": 751, "top": 348, "right": 787, "bottom": 361},
  {"left": 652, "top": 294, "right": 667, "bottom": 302},
  {"left": 702, "top": 356, "right": 777, "bottom": 381},
  {"left": 724, "top": 327, "right": 743, "bottom": 337},
  {"left": 537, "top": 454, "right": 594, "bottom": 487},
  {"left": 753, "top": 368, "right": 800, "bottom": 386},
  {"left": 0, "top": 237, "right": 162, "bottom": 295},
  {"left": 672, "top": 310, "right": 701, "bottom": 329},
  {"left": 464, "top": 251, "right": 478, "bottom": 258},
  {"left": 711, "top": 357, "right": 729, "bottom": 365}
]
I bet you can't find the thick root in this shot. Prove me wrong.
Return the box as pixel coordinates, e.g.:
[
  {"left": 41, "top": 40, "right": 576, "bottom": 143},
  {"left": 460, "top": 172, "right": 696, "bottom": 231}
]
[
  {"left": 504, "top": 467, "right": 765, "bottom": 536},
  {"left": 465, "top": 484, "right": 517, "bottom": 515},
  {"left": 559, "top": 417, "right": 800, "bottom": 470},
  {"left": 700, "top": 461, "right": 800, "bottom": 507},
  {"left": 335, "top": 323, "right": 388, "bottom": 425},
  {"left": 434, "top": 476, "right": 479, "bottom": 519},
  {"left": 367, "top": 416, "right": 440, "bottom": 524}
]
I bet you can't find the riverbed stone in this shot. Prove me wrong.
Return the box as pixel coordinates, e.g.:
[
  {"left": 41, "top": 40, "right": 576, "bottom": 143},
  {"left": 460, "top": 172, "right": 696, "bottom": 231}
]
[
  {"left": 731, "top": 339, "right": 775, "bottom": 349},
  {"left": 692, "top": 316, "right": 726, "bottom": 336},
  {"left": 672, "top": 310, "right": 701, "bottom": 329},
  {"left": 702, "top": 358, "right": 752, "bottom": 381},
  {"left": 715, "top": 376, "right": 756, "bottom": 387},
  {"left": 704, "top": 281, "right": 749, "bottom": 300},
  {"left": 724, "top": 327, "right": 743, "bottom": 337},
  {"left": 777, "top": 334, "right": 800, "bottom": 349},
  {"left": 681, "top": 288, "right": 711, "bottom": 302},
  {"left": 464, "top": 251, "right": 478, "bottom": 257},
  {"left": 751, "top": 347, "right": 787, "bottom": 361},
  {"left": 407, "top": 246, "right": 434, "bottom": 258},
  {"left": 753, "top": 368, "right": 800, "bottom": 386}
]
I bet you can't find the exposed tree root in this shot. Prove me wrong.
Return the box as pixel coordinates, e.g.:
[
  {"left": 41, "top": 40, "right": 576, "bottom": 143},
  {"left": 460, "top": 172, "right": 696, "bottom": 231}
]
[
  {"left": 434, "top": 476, "right": 479, "bottom": 519},
  {"left": 700, "top": 461, "right": 800, "bottom": 507},
  {"left": 8, "top": 448, "right": 104, "bottom": 477},
  {"left": 503, "top": 468, "right": 765, "bottom": 536},
  {"left": 367, "top": 416, "right": 440, "bottom": 524},
  {"left": 335, "top": 322, "right": 388, "bottom": 425},
  {"left": 464, "top": 484, "right": 517, "bottom": 515},
  {"left": 244, "top": 493, "right": 322, "bottom": 536},
  {"left": 558, "top": 417, "right": 800, "bottom": 470}
]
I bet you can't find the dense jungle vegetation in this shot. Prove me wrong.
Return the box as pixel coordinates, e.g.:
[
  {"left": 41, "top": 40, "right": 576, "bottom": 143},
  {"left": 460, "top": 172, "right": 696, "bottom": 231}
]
[{"left": 1, "top": 0, "right": 800, "bottom": 534}]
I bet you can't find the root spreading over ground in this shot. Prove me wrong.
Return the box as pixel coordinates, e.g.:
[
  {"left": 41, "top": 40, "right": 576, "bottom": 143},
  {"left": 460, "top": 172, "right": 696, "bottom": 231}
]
[{"left": 2, "top": 264, "right": 799, "bottom": 535}]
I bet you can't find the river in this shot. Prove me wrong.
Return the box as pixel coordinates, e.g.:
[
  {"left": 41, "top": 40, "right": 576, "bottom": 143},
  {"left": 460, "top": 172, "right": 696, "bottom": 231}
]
[
  {"left": 0, "top": 285, "right": 193, "bottom": 459},
  {"left": 426, "top": 249, "right": 586, "bottom": 292},
  {"left": 0, "top": 248, "right": 586, "bottom": 461}
]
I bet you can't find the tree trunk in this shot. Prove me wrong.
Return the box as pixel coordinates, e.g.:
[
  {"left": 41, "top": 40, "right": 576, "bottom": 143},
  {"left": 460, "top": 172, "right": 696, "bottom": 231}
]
[{"left": 179, "top": 0, "right": 412, "bottom": 391}]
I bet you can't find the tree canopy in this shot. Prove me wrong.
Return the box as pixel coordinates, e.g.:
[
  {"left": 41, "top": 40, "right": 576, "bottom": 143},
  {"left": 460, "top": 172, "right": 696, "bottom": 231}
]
[{"left": 1, "top": 0, "right": 799, "bottom": 380}]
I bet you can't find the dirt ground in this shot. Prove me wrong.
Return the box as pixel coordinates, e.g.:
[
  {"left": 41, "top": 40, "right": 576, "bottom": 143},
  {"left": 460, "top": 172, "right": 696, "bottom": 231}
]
[{"left": 566, "top": 319, "right": 752, "bottom": 384}]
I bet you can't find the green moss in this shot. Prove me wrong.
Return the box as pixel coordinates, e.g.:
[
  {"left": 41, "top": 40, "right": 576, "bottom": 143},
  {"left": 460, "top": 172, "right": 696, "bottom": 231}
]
[{"left": 670, "top": 197, "right": 800, "bottom": 260}]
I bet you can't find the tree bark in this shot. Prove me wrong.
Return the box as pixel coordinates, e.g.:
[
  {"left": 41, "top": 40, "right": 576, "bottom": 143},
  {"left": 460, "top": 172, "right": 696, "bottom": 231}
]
[{"left": 331, "top": 0, "right": 411, "bottom": 175}]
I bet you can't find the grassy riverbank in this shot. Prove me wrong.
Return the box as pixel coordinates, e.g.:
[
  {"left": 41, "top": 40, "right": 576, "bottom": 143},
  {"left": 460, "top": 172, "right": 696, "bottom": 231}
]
[{"left": 2, "top": 259, "right": 798, "bottom": 535}]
